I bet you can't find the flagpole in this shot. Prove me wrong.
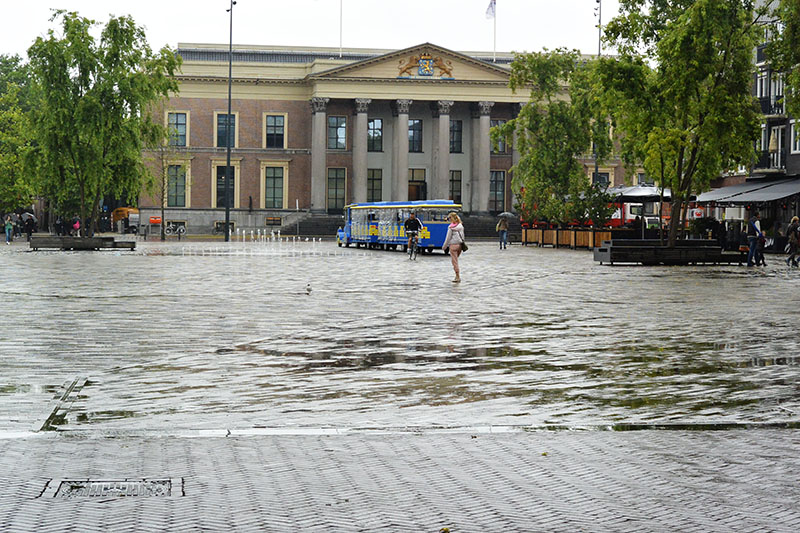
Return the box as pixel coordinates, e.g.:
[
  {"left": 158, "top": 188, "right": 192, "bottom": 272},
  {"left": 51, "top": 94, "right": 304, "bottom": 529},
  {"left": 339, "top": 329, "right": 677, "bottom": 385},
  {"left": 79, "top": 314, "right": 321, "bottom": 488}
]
[
  {"left": 493, "top": 5, "right": 496, "bottom": 63},
  {"left": 339, "top": 0, "right": 343, "bottom": 58}
]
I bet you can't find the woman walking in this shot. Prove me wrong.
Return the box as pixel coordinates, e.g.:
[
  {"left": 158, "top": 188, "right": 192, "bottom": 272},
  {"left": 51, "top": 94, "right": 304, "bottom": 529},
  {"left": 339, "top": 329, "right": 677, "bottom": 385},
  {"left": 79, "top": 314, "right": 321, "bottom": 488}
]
[
  {"left": 4, "top": 215, "right": 13, "bottom": 245},
  {"left": 442, "top": 212, "right": 465, "bottom": 283}
]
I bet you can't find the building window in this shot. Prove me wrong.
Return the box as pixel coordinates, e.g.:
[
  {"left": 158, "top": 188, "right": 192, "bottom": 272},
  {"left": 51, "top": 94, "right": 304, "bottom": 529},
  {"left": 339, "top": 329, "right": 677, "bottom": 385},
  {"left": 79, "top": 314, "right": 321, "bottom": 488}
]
[
  {"left": 167, "top": 165, "right": 186, "bottom": 207},
  {"left": 167, "top": 112, "right": 187, "bottom": 147},
  {"left": 592, "top": 172, "right": 610, "bottom": 186},
  {"left": 327, "top": 168, "right": 346, "bottom": 213},
  {"left": 772, "top": 73, "right": 785, "bottom": 98},
  {"left": 791, "top": 121, "right": 800, "bottom": 154},
  {"left": 368, "top": 118, "right": 383, "bottom": 152},
  {"left": 408, "top": 119, "right": 423, "bottom": 153},
  {"left": 216, "top": 113, "right": 235, "bottom": 148},
  {"left": 761, "top": 124, "right": 768, "bottom": 151},
  {"left": 490, "top": 171, "right": 505, "bottom": 213},
  {"left": 328, "top": 116, "right": 347, "bottom": 150},
  {"left": 367, "top": 169, "right": 382, "bottom": 202},
  {"left": 265, "top": 115, "right": 285, "bottom": 149},
  {"left": 450, "top": 120, "right": 463, "bottom": 153},
  {"left": 408, "top": 168, "right": 426, "bottom": 200},
  {"left": 637, "top": 172, "right": 654, "bottom": 186},
  {"left": 216, "top": 166, "right": 235, "bottom": 208},
  {"left": 757, "top": 70, "right": 768, "bottom": 98},
  {"left": 449, "top": 170, "right": 462, "bottom": 204},
  {"left": 264, "top": 166, "right": 284, "bottom": 208},
  {"left": 491, "top": 120, "right": 507, "bottom": 153},
  {"left": 770, "top": 125, "right": 785, "bottom": 168}
]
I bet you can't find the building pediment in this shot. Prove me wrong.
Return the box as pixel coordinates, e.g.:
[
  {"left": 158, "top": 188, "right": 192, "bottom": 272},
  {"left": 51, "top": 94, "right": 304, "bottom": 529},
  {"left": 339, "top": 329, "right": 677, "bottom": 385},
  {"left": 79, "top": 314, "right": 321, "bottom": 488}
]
[{"left": 310, "top": 43, "right": 511, "bottom": 83}]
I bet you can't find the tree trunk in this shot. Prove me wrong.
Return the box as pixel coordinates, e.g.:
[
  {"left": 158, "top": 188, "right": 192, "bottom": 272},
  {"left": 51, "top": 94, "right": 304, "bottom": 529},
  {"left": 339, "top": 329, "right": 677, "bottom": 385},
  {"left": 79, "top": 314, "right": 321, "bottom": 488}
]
[
  {"left": 79, "top": 181, "right": 86, "bottom": 238},
  {"left": 667, "top": 198, "right": 683, "bottom": 247}
]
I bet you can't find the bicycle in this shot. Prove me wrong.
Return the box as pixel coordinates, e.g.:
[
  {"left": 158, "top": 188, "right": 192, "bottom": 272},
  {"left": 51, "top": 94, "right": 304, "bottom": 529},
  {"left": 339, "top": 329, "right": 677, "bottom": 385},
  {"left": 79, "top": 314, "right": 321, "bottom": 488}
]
[
  {"left": 164, "top": 223, "right": 186, "bottom": 237},
  {"left": 407, "top": 230, "right": 419, "bottom": 260}
]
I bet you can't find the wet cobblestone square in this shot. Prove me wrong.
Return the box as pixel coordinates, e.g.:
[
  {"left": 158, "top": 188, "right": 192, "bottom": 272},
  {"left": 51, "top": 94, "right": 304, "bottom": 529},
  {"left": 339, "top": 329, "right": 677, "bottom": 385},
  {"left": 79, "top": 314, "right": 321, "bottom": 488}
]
[{"left": 2, "top": 239, "right": 798, "bottom": 433}]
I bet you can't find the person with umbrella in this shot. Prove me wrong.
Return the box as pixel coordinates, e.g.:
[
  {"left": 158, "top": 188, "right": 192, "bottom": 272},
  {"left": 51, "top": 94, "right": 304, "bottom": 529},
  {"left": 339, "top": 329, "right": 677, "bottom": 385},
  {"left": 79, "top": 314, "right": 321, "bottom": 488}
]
[
  {"left": 23, "top": 214, "right": 36, "bottom": 241},
  {"left": 496, "top": 215, "right": 509, "bottom": 250}
]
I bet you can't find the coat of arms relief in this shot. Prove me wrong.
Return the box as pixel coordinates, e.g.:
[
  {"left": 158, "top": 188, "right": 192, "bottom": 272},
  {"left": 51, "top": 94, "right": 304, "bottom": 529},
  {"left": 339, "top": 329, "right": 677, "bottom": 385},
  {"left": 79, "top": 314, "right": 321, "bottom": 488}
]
[{"left": 398, "top": 52, "right": 454, "bottom": 78}]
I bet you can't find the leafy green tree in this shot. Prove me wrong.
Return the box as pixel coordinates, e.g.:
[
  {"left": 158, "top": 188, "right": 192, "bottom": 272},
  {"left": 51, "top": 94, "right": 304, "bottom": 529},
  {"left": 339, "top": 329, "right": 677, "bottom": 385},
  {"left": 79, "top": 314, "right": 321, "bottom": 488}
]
[
  {"left": 0, "top": 55, "right": 34, "bottom": 110},
  {"left": 493, "top": 49, "right": 612, "bottom": 227},
  {"left": 601, "top": 0, "right": 763, "bottom": 245},
  {"left": 765, "top": 0, "right": 800, "bottom": 120},
  {"left": 0, "top": 84, "right": 36, "bottom": 212},
  {"left": 27, "top": 10, "right": 180, "bottom": 236}
]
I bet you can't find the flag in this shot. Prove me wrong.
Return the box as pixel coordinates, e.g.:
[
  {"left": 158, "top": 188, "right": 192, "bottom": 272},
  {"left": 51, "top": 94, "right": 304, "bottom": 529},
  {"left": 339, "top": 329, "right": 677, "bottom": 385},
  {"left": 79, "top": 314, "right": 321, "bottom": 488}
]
[{"left": 486, "top": 0, "right": 496, "bottom": 19}]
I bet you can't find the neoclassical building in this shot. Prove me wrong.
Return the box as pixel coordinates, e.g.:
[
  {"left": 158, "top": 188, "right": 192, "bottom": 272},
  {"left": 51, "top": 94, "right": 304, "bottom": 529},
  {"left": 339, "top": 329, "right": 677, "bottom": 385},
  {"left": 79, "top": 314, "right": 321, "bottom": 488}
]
[{"left": 141, "top": 42, "right": 613, "bottom": 232}]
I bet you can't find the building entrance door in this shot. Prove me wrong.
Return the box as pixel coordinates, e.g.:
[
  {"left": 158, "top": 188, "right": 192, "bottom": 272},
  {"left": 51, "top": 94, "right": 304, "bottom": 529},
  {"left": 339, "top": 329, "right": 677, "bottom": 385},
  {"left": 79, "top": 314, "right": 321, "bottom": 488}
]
[{"left": 408, "top": 169, "right": 427, "bottom": 201}]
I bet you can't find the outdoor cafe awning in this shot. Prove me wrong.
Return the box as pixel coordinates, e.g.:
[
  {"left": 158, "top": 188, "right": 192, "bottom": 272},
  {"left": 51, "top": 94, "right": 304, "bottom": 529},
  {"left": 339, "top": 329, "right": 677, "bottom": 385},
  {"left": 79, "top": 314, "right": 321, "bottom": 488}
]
[
  {"left": 606, "top": 185, "right": 672, "bottom": 202},
  {"left": 695, "top": 179, "right": 800, "bottom": 204}
]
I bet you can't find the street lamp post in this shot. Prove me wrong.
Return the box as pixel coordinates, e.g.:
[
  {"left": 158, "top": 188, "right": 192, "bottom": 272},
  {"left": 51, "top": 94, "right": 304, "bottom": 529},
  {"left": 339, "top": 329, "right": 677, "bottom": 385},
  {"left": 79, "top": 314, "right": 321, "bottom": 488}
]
[
  {"left": 224, "top": 0, "right": 237, "bottom": 242},
  {"left": 593, "top": 0, "right": 602, "bottom": 187}
]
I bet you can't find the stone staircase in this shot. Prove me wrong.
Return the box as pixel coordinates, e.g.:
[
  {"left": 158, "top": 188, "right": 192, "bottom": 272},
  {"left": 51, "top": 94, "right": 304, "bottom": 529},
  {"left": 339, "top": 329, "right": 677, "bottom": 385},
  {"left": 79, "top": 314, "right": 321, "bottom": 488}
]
[{"left": 294, "top": 214, "right": 347, "bottom": 237}]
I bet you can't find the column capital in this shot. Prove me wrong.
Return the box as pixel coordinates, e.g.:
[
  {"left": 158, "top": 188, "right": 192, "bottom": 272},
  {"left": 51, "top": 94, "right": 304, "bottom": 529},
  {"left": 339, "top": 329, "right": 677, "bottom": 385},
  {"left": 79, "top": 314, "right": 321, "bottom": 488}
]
[
  {"left": 477, "top": 101, "right": 495, "bottom": 116},
  {"left": 310, "top": 97, "right": 330, "bottom": 114},
  {"left": 391, "top": 99, "right": 413, "bottom": 116},
  {"left": 354, "top": 98, "right": 371, "bottom": 114},
  {"left": 430, "top": 100, "right": 454, "bottom": 118}
]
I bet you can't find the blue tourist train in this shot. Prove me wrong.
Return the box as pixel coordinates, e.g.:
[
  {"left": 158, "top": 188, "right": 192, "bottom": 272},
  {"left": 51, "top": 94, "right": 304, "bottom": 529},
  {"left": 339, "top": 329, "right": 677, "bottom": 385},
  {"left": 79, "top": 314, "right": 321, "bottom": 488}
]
[{"left": 336, "top": 200, "right": 462, "bottom": 254}]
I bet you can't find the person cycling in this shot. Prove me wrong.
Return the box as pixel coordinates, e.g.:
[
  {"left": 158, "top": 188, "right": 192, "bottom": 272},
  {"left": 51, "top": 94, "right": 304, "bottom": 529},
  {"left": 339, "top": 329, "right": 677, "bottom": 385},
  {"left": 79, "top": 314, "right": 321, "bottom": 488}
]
[{"left": 404, "top": 212, "right": 424, "bottom": 250}]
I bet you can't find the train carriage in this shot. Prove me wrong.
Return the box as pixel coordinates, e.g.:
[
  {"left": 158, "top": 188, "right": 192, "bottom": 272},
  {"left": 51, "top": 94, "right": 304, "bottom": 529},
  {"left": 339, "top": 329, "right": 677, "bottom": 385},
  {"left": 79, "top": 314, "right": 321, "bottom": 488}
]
[{"left": 336, "top": 200, "right": 461, "bottom": 254}]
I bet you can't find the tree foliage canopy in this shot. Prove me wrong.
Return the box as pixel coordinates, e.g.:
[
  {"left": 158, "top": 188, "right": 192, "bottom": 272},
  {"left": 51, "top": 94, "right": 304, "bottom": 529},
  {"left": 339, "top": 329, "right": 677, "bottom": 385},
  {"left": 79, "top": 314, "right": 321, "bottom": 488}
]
[
  {"left": 600, "top": 0, "right": 763, "bottom": 245},
  {"left": 494, "top": 49, "right": 614, "bottom": 226},
  {"left": 27, "top": 10, "right": 180, "bottom": 234},
  {"left": 765, "top": 0, "right": 800, "bottom": 120},
  {"left": 0, "top": 84, "right": 35, "bottom": 212}
]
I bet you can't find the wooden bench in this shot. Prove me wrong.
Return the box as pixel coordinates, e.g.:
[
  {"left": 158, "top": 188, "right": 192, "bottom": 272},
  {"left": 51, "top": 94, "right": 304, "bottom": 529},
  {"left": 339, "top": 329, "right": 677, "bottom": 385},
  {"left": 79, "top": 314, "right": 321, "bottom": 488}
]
[
  {"left": 593, "top": 239, "right": 746, "bottom": 266},
  {"left": 30, "top": 235, "right": 136, "bottom": 251}
]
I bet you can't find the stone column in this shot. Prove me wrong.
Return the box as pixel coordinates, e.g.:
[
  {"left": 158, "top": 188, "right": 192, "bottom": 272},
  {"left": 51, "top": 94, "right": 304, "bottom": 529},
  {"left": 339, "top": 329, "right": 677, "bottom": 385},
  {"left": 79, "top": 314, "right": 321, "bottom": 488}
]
[
  {"left": 391, "top": 99, "right": 412, "bottom": 202},
  {"left": 473, "top": 101, "right": 494, "bottom": 214},
  {"left": 431, "top": 100, "right": 454, "bottom": 201},
  {"left": 352, "top": 98, "right": 371, "bottom": 204},
  {"left": 310, "top": 97, "right": 329, "bottom": 213}
]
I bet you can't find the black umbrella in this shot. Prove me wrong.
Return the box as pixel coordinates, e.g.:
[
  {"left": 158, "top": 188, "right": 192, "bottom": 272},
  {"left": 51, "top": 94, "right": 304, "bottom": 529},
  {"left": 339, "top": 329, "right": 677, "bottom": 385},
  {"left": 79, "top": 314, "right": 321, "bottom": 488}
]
[{"left": 497, "top": 212, "right": 516, "bottom": 218}]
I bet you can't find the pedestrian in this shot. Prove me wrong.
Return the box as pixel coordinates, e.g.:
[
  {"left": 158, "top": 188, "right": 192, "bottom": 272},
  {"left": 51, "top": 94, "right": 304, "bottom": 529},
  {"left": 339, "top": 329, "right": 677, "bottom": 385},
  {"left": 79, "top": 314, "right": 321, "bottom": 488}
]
[
  {"left": 756, "top": 233, "right": 767, "bottom": 266},
  {"left": 747, "top": 212, "right": 763, "bottom": 267},
  {"left": 442, "top": 212, "right": 465, "bottom": 283},
  {"left": 496, "top": 216, "right": 508, "bottom": 249},
  {"left": 24, "top": 216, "right": 35, "bottom": 242},
  {"left": 787, "top": 216, "right": 800, "bottom": 267},
  {"left": 11, "top": 213, "right": 21, "bottom": 238},
  {"left": 4, "top": 215, "right": 13, "bottom": 245}
]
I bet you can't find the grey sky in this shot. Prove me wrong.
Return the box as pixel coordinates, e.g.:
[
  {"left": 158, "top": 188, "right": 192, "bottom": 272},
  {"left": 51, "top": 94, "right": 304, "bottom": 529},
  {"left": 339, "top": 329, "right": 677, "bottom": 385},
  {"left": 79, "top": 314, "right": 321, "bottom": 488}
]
[{"left": 3, "top": 0, "right": 620, "bottom": 59}]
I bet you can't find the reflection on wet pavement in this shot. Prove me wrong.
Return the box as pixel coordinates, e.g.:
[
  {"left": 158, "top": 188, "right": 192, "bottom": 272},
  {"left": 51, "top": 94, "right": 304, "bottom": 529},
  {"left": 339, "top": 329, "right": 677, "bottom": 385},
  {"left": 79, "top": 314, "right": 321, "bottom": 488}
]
[{"left": 1, "top": 240, "right": 798, "bottom": 431}]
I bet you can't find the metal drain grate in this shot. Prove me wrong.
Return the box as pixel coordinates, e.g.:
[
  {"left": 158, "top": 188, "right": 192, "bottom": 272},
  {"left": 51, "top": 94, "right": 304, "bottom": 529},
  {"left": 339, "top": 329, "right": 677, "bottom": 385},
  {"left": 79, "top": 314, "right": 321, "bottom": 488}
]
[{"left": 40, "top": 478, "right": 182, "bottom": 498}]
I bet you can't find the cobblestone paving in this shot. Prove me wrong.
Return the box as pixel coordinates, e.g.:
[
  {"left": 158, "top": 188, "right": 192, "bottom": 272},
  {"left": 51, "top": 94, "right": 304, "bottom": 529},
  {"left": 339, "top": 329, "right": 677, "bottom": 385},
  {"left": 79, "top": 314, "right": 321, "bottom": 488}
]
[
  {"left": 1, "top": 430, "right": 798, "bottom": 532},
  {"left": 0, "top": 240, "right": 799, "bottom": 530}
]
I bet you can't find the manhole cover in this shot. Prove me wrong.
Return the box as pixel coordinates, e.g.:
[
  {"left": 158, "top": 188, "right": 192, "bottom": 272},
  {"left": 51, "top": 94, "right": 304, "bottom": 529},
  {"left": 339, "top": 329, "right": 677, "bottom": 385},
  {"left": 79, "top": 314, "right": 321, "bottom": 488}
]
[{"left": 40, "top": 478, "right": 182, "bottom": 498}]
